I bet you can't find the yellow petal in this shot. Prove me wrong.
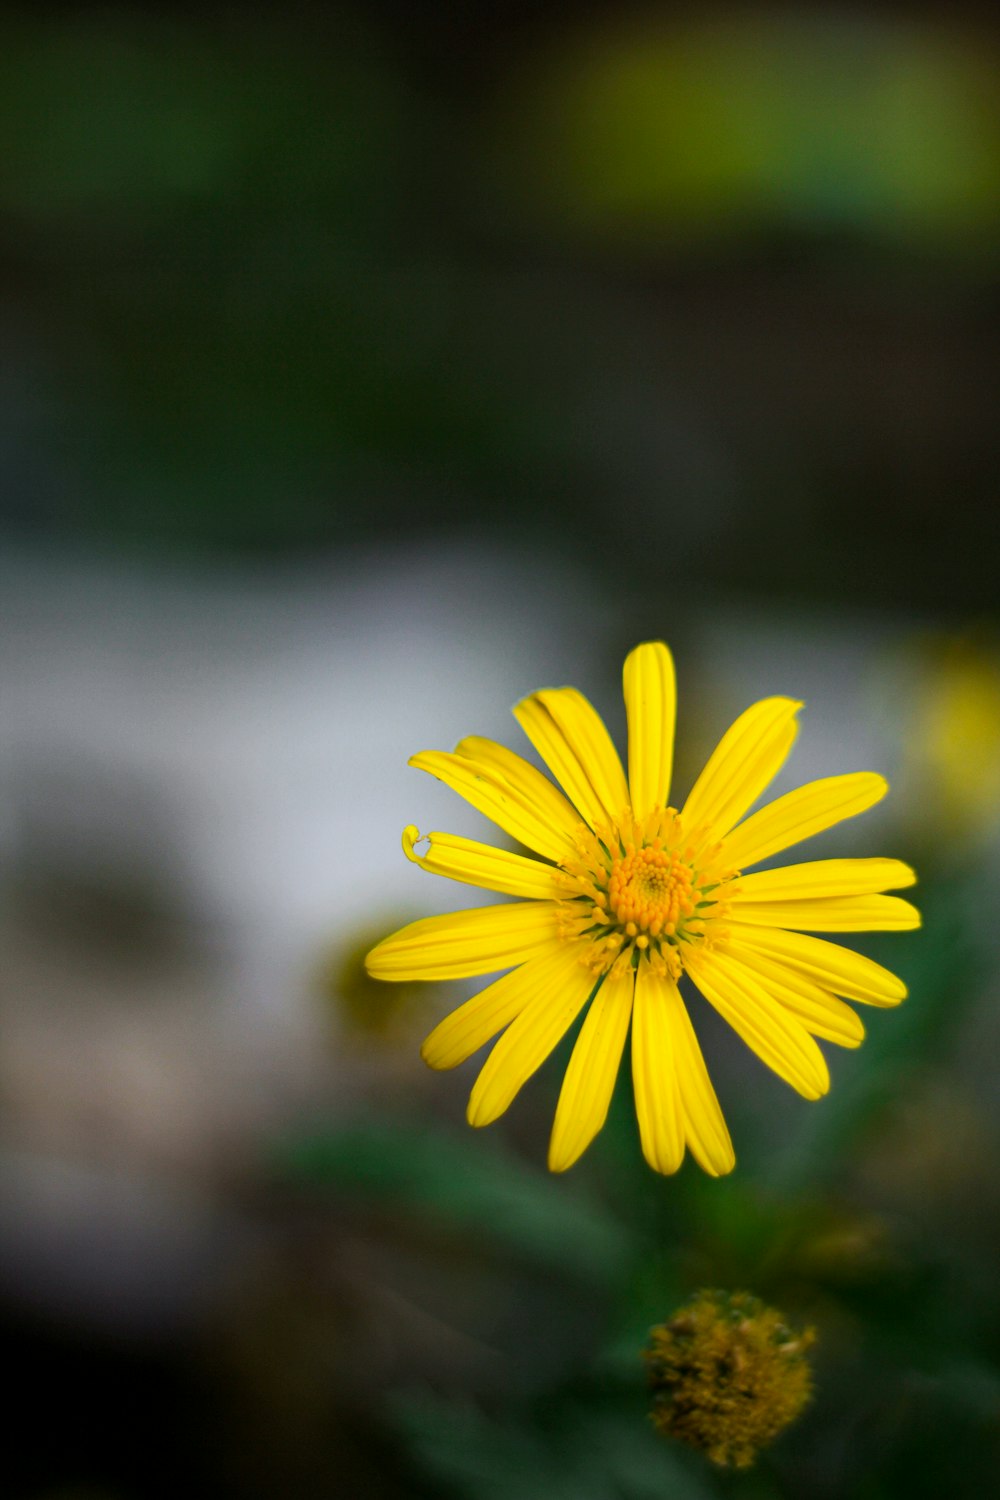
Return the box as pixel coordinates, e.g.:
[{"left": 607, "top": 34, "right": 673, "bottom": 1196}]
[
  {"left": 660, "top": 975, "right": 735, "bottom": 1176},
  {"left": 623, "top": 641, "right": 677, "bottom": 820},
  {"left": 421, "top": 944, "right": 578, "bottom": 1070},
  {"left": 722, "top": 773, "right": 888, "bottom": 871},
  {"left": 684, "top": 947, "right": 830, "bottom": 1100},
  {"left": 735, "top": 857, "right": 916, "bottom": 901},
  {"left": 727, "top": 894, "right": 921, "bottom": 932},
  {"left": 631, "top": 964, "right": 685, "bottom": 1174},
  {"left": 466, "top": 944, "right": 597, "bottom": 1126},
  {"left": 513, "top": 686, "right": 629, "bottom": 829},
  {"left": 548, "top": 965, "right": 634, "bottom": 1172},
  {"left": 715, "top": 939, "right": 864, "bottom": 1047},
  {"left": 402, "top": 826, "right": 566, "bottom": 900},
  {"left": 365, "top": 900, "right": 561, "bottom": 982},
  {"left": 725, "top": 922, "right": 906, "bottom": 1007},
  {"left": 455, "top": 736, "right": 586, "bottom": 847},
  {"left": 681, "top": 697, "right": 801, "bottom": 842},
  {"left": 409, "top": 748, "right": 578, "bottom": 862}
]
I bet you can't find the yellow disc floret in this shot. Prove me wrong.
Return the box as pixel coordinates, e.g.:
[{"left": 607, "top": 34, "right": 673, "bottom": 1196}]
[
  {"left": 556, "top": 806, "right": 739, "bottom": 979},
  {"left": 608, "top": 846, "right": 696, "bottom": 937}
]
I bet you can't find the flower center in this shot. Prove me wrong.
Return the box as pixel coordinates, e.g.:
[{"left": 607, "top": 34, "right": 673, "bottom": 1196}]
[
  {"left": 556, "top": 807, "right": 739, "bottom": 980},
  {"left": 608, "top": 847, "right": 695, "bottom": 938}
]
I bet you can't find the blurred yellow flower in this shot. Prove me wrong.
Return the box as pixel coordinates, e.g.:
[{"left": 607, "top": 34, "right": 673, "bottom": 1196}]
[
  {"left": 909, "top": 638, "right": 1000, "bottom": 835},
  {"left": 322, "top": 920, "right": 432, "bottom": 1044},
  {"left": 366, "top": 643, "right": 918, "bottom": 1175}
]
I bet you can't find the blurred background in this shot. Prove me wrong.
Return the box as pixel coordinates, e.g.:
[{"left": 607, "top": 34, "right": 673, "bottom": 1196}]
[{"left": 2, "top": 2, "right": 999, "bottom": 1496}]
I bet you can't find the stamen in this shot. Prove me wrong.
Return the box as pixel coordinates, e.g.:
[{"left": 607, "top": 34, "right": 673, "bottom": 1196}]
[{"left": 557, "top": 812, "right": 738, "bottom": 978}]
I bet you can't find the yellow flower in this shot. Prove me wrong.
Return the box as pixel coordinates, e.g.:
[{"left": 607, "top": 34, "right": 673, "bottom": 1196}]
[{"left": 365, "top": 643, "right": 919, "bottom": 1175}]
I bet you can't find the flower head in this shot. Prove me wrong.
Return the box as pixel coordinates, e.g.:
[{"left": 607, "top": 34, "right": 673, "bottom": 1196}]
[
  {"left": 365, "top": 642, "right": 918, "bottom": 1174},
  {"left": 645, "top": 1290, "right": 816, "bottom": 1468}
]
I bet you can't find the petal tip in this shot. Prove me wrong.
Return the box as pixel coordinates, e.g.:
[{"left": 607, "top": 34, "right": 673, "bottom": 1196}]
[
  {"left": 629, "top": 638, "right": 673, "bottom": 661},
  {"left": 419, "top": 1034, "right": 448, "bottom": 1070},
  {"left": 363, "top": 939, "right": 389, "bottom": 977},
  {"left": 466, "top": 1086, "right": 500, "bottom": 1128},
  {"left": 642, "top": 1146, "right": 685, "bottom": 1178},
  {"left": 707, "top": 1148, "right": 737, "bottom": 1177}
]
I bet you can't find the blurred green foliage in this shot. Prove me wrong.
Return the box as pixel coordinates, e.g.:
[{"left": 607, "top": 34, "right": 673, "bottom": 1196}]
[
  {"left": 0, "top": 5, "right": 998, "bottom": 615},
  {"left": 276, "top": 1117, "right": 631, "bottom": 1285},
  {"left": 503, "top": 16, "right": 1000, "bottom": 250}
]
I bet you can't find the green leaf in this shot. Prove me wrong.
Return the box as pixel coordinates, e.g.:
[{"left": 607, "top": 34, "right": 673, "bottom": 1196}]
[
  {"left": 391, "top": 1389, "right": 717, "bottom": 1500},
  {"left": 272, "top": 1113, "right": 631, "bottom": 1283}
]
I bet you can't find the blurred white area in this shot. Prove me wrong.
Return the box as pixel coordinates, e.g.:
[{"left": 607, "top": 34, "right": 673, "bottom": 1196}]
[
  {"left": 0, "top": 542, "right": 608, "bottom": 1316},
  {"left": 0, "top": 544, "right": 609, "bottom": 951},
  {"left": 0, "top": 540, "right": 608, "bottom": 1026}
]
